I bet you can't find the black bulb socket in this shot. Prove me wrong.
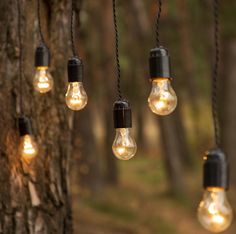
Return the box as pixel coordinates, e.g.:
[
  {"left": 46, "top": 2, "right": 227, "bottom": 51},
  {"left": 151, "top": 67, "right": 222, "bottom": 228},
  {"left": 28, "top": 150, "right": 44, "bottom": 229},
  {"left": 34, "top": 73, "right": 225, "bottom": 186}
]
[
  {"left": 18, "top": 116, "right": 33, "bottom": 137},
  {"left": 149, "top": 46, "right": 171, "bottom": 81},
  {"left": 67, "top": 57, "right": 83, "bottom": 83},
  {"left": 35, "top": 43, "right": 50, "bottom": 67},
  {"left": 203, "top": 148, "right": 229, "bottom": 190},
  {"left": 113, "top": 100, "right": 132, "bottom": 129}
]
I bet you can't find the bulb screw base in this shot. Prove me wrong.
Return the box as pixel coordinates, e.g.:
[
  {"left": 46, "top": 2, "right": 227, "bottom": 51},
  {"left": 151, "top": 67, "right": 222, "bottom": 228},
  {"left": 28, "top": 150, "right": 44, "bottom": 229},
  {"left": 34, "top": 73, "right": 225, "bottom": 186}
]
[
  {"left": 113, "top": 100, "right": 132, "bottom": 129},
  {"left": 149, "top": 46, "right": 171, "bottom": 80},
  {"left": 35, "top": 43, "right": 50, "bottom": 67},
  {"left": 67, "top": 57, "right": 83, "bottom": 83},
  {"left": 203, "top": 148, "right": 229, "bottom": 190},
  {"left": 18, "top": 116, "right": 33, "bottom": 136}
]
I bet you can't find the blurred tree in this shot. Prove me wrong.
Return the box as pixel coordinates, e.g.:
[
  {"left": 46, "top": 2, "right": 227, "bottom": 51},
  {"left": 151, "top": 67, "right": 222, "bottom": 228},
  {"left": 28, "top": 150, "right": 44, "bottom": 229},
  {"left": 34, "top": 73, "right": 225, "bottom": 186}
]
[
  {"left": 222, "top": 41, "right": 236, "bottom": 186},
  {"left": 71, "top": 0, "right": 103, "bottom": 197},
  {"left": 99, "top": 0, "right": 119, "bottom": 184},
  {"left": 0, "top": 0, "right": 74, "bottom": 232}
]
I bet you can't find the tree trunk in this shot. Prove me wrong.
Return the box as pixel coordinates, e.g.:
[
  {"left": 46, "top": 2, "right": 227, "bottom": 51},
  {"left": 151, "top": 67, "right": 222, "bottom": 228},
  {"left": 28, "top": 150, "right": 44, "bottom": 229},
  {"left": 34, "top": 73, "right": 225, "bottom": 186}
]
[
  {"left": 0, "top": 0, "right": 75, "bottom": 233},
  {"left": 70, "top": 0, "right": 103, "bottom": 197},
  {"left": 158, "top": 114, "right": 185, "bottom": 195},
  {"left": 222, "top": 40, "right": 236, "bottom": 186},
  {"left": 99, "top": 0, "right": 119, "bottom": 185}
]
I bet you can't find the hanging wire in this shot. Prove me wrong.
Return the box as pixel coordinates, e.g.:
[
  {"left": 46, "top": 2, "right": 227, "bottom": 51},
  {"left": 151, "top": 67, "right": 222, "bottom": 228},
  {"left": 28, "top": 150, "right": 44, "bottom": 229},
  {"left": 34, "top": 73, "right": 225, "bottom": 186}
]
[
  {"left": 211, "top": 0, "right": 221, "bottom": 147},
  {"left": 156, "top": 0, "right": 162, "bottom": 47},
  {"left": 112, "top": 0, "right": 122, "bottom": 100},
  {"left": 37, "top": 0, "right": 45, "bottom": 44},
  {"left": 17, "top": 0, "right": 23, "bottom": 115},
  {"left": 70, "top": 0, "right": 77, "bottom": 57}
]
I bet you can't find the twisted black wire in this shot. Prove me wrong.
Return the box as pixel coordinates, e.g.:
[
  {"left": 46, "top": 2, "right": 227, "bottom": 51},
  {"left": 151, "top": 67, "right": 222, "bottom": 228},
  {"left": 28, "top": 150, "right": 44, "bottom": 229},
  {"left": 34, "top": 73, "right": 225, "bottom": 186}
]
[
  {"left": 37, "top": 0, "right": 45, "bottom": 43},
  {"left": 17, "top": 0, "right": 23, "bottom": 115},
  {"left": 212, "top": 0, "right": 221, "bottom": 147},
  {"left": 156, "top": 0, "right": 162, "bottom": 47},
  {"left": 70, "top": 0, "right": 77, "bottom": 57},
  {"left": 112, "top": 0, "right": 122, "bottom": 100}
]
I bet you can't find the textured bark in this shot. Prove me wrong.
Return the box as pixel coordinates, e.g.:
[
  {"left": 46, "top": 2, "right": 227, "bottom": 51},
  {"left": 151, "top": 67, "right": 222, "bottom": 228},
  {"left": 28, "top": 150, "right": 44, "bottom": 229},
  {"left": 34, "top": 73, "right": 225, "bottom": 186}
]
[{"left": 0, "top": 0, "right": 75, "bottom": 233}]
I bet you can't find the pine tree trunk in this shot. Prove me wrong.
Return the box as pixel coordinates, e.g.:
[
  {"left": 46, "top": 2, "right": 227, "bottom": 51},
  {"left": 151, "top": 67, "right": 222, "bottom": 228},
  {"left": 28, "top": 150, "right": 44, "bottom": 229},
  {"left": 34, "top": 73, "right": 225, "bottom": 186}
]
[{"left": 0, "top": 0, "right": 76, "bottom": 233}]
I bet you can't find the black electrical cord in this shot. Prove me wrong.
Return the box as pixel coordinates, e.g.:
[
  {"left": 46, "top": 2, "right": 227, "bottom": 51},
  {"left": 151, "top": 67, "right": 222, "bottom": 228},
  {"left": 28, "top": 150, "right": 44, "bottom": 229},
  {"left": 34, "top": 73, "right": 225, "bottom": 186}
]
[
  {"left": 112, "top": 0, "right": 122, "bottom": 100},
  {"left": 17, "top": 0, "right": 23, "bottom": 115},
  {"left": 212, "top": 0, "right": 221, "bottom": 147},
  {"left": 70, "top": 0, "right": 77, "bottom": 57},
  {"left": 156, "top": 0, "right": 162, "bottom": 47},
  {"left": 37, "top": 0, "right": 45, "bottom": 44}
]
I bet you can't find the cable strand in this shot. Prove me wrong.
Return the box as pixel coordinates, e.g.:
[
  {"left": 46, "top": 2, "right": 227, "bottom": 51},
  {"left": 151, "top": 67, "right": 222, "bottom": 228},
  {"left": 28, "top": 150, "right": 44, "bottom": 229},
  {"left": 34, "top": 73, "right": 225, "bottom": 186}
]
[
  {"left": 17, "top": 0, "right": 23, "bottom": 115},
  {"left": 212, "top": 0, "right": 221, "bottom": 147},
  {"left": 37, "top": 0, "right": 45, "bottom": 44},
  {"left": 70, "top": 0, "right": 77, "bottom": 57},
  {"left": 112, "top": 0, "right": 122, "bottom": 100},
  {"left": 156, "top": 0, "right": 162, "bottom": 47}
]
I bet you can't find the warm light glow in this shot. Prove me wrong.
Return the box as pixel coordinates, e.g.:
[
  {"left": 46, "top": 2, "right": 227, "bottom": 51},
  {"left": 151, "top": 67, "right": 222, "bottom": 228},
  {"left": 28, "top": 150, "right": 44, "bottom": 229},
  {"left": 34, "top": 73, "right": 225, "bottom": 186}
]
[
  {"left": 65, "top": 82, "right": 88, "bottom": 110},
  {"left": 19, "top": 134, "right": 38, "bottom": 160},
  {"left": 112, "top": 128, "right": 137, "bottom": 160},
  {"left": 148, "top": 78, "right": 177, "bottom": 115},
  {"left": 198, "top": 188, "right": 233, "bottom": 233},
  {"left": 33, "top": 67, "right": 53, "bottom": 93}
]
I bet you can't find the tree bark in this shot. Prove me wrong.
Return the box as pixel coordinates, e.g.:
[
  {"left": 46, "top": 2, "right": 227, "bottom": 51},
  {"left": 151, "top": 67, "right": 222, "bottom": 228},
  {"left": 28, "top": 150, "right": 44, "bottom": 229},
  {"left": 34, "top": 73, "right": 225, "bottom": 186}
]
[{"left": 0, "top": 0, "right": 75, "bottom": 233}]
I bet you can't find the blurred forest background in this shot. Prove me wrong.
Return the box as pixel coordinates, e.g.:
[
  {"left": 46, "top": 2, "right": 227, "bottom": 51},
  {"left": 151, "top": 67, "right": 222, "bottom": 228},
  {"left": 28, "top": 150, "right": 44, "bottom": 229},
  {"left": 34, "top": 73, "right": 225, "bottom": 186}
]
[
  {"left": 0, "top": 0, "right": 236, "bottom": 233},
  {"left": 72, "top": 0, "right": 236, "bottom": 233}
]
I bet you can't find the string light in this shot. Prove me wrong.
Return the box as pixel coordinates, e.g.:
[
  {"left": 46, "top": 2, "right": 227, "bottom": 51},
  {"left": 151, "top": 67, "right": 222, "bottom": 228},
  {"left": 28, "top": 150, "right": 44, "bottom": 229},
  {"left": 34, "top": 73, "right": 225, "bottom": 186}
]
[
  {"left": 66, "top": 58, "right": 87, "bottom": 110},
  {"left": 112, "top": 0, "right": 137, "bottom": 160},
  {"left": 148, "top": 0, "right": 177, "bottom": 116},
  {"left": 65, "top": 0, "right": 88, "bottom": 111},
  {"left": 17, "top": 0, "right": 38, "bottom": 161},
  {"left": 112, "top": 101, "right": 137, "bottom": 160},
  {"left": 18, "top": 117, "right": 38, "bottom": 161},
  {"left": 197, "top": 1, "right": 233, "bottom": 232},
  {"left": 34, "top": 0, "right": 53, "bottom": 93}
]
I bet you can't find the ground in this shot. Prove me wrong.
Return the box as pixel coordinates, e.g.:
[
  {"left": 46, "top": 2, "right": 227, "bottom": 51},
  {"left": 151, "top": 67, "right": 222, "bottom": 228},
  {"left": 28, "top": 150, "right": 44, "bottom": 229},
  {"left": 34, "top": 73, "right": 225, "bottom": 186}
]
[{"left": 72, "top": 156, "right": 236, "bottom": 234}]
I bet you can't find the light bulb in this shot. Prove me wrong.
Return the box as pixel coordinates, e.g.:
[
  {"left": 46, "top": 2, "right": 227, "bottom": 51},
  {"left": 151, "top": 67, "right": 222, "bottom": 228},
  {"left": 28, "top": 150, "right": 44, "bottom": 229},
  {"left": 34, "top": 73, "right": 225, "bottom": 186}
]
[
  {"left": 33, "top": 67, "right": 53, "bottom": 93},
  {"left": 65, "top": 82, "right": 88, "bottom": 110},
  {"left": 19, "top": 134, "right": 38, "bottom": 160},
  {"left": 198, "top": 188, "right": 233, "bottom": 233},
  {"left": 112, "top": 128, "right": 137, "bottom": 160},
  {"left": 148, "top": 78, "right": 177, "bottom": 115}
]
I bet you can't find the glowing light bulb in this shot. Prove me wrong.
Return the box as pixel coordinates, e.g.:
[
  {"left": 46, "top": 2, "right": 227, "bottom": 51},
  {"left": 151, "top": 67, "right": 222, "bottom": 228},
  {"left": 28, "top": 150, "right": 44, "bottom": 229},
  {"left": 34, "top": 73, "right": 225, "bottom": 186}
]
[
  {"left": 65, "top": 82, "right": 88, "bottom": 110},
  {"left": 33, "top": 67, "right": 53, "bottom": 93},
  {"left": 148, "top": 78, "right": 177, "bottom": 115},
  {"left": 112, "top": 128, "right": 137, "bottom": 160},
  {"left": 18, "top": 116, "right": 38, "bottom": 161},
  {"left": 198, "top": 188, "right": 233, "bottom": 233},
  {"left": 66, "top": 57, "right": 87, "bottom": 111},
  {"left": 19, "top": 134, "right": 38, "bottom": 160}
]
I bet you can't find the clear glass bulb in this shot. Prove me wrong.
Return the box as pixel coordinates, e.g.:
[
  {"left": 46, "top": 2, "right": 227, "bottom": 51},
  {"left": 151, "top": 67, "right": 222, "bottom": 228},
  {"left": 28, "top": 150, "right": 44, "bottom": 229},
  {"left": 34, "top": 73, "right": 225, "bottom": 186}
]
[
  {"left": 112, "top": 128, "right": 137, "bottom": 160},
  {"left": 148, "top": 78, "right": 177, "bottom": 115},
  {"left": 198, "top": 188, "right": 233, "bottom": 233},
  {"left": 19, "top": 134, "right": 38, "bottom": 161},
  {"left": 65, "top": 82, "right": 88, "bottom": 111},
  {"left": 33, "top": 67, "right": 53, "bottom": 93}
]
